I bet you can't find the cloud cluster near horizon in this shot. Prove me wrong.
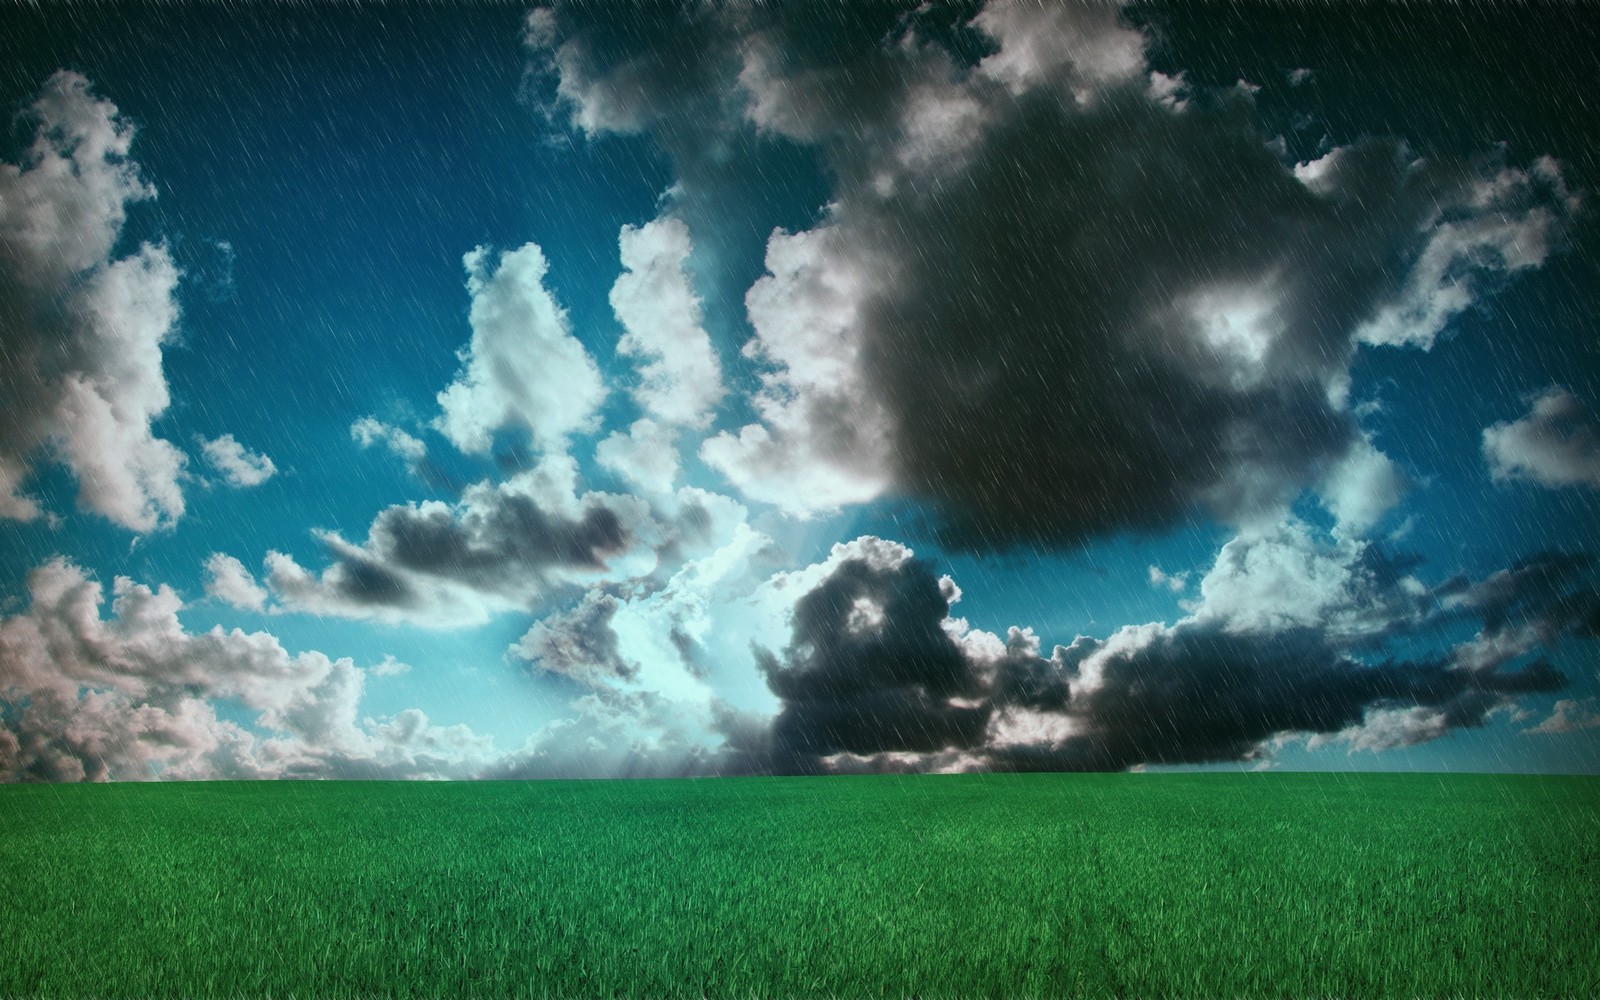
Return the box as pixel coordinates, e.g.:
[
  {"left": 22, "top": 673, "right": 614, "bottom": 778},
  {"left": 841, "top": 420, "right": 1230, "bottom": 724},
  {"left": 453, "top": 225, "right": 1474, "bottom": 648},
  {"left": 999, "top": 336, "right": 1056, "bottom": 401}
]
[{"left": 2, "top": 4, "right": 1597, "bottom": 780}]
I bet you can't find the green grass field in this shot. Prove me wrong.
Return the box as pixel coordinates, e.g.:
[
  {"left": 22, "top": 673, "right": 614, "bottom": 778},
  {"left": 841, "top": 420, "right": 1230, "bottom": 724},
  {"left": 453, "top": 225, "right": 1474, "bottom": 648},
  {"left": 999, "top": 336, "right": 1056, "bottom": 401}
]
[{"left": 0, "top": 773, "right": 1595, "bottom": 998}]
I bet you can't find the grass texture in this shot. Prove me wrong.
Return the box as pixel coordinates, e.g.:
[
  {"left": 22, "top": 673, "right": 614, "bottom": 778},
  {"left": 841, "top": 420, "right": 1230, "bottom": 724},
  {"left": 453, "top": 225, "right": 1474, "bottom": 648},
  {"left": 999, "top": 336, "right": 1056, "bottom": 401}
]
[{"left": 0, "top": 773, "right": 1595, "bottom": 998}]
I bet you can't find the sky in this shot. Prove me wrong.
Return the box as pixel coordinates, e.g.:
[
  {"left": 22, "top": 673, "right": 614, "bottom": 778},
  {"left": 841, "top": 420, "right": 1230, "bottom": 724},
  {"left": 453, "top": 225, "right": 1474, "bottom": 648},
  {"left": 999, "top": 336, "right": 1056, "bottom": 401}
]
[{"left": 0, "top": 2, "right": 1597, "bottom": 781}]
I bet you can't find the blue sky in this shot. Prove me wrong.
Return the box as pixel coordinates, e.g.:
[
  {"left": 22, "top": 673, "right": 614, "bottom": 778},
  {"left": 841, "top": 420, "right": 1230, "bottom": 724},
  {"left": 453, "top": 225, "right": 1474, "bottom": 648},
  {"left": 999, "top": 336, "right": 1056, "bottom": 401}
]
[{"left": 1, "top": 3, "right": 1596, "bottom": 780}]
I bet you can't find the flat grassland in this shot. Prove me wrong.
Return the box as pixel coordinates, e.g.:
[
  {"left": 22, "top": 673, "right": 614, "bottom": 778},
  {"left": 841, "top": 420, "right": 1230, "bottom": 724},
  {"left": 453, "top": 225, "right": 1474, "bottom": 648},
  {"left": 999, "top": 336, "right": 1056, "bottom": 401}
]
[{"left": 0, "top": 773, "right": 1595, "bottom": 998}]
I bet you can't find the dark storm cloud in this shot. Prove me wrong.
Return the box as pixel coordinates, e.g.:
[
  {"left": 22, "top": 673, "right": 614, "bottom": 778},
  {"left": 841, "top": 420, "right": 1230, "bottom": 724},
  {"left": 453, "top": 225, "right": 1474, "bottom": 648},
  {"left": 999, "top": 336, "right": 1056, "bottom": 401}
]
[
  {"left": 1017, "top": 626, "right": 1564, "bottom": 772},
  {"left": 1441, "top": 551, "right": 1600, "bottom": 638},
  {"left": 719, "top": 533, "right": 1588, "bottom": 776},
  {"left": 530, "top": 2, "right": 1576, "bottom": 550},
  {"left": 756, "top": 553, "right": 995, "bottom": 757},
  {"left": 363, "top": 493, "right": 627, "bottom": 590},
  {"left": 818, "top": 88, "right": 1566, "bottom": 550},
  {"left": 262, "top": 469, "right": 650, "bottom": 626},
  {"left": 257, "top": 461, "right": 754, "bottom": 628}
]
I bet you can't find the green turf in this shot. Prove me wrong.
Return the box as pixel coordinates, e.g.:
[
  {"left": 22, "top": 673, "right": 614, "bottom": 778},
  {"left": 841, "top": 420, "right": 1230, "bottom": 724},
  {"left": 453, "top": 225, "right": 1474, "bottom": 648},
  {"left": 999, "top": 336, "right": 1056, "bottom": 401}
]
[{"left": 0, "top": 773, "right": 1595, "bottom": 998}]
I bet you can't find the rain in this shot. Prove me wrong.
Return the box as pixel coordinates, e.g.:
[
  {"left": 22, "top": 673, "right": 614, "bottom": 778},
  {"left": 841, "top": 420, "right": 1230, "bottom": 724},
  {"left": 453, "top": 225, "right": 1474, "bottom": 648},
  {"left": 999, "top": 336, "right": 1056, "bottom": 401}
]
[{"left": 1, "top": 1, "right": 1596, "bottom": 782}]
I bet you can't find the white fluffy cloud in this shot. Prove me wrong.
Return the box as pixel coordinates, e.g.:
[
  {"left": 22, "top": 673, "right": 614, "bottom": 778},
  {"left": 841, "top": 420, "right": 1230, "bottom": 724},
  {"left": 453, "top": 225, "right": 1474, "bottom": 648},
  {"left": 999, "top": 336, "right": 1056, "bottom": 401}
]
[
  {"left": 201, "top": 434, "right": 277, "bottom": 488},
  {"left": 1188, "top": 518, "right": 1431, "bottom": 640},
  {"left": 610, "top": 217, "right": 724, "bottom": 428},
  {"left": 0, "top": 559, "right": 496, "bottom": 781},
  {"left": 434, "top": 242, "right": 606, "bottom": 457},
  {"left": 595, "top": 418, "right": 680, "bottom": 494},
  {"left": 204, "top": 552, "right": 268, "bottom": 612},
  {"left": 699, "top": 226, "right": 892, "bottom": 515},
  {"left": 1355, "top": 157, "right": 1578, "bottom": 350},
  {"left": 971, "top": 0, "right": 1146, "bottom": 97},
  {"left": 351, "top": 416, "right": 427, "bottom": 466},
  {"left": 1483, "top": 386, "right": 1600, "bottom": 490},
  {"left": 0, "top": 74, "right": 190, "bottom": 532}
]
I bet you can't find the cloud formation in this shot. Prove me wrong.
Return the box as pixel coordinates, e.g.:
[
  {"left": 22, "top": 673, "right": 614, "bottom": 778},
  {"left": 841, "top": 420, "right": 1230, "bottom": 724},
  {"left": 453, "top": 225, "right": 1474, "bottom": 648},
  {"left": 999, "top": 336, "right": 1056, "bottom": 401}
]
[
  {"left": 530, "top": 3, "right": 1576, "bottom": 550},
  {"left": 252, "top": 456, "right": 750, "bottom": 628},
  {"left": 434, "top": 243, "right": 606, "bottom": 457},
  {"left": 0, "top": 559, "right": 494, "bottom": 781},
  {"left": 201, "top": 434, "right": 277, "bottom": 488},
  {"left": 0, "top": 72, "right": 190, "bottom": 531},
  {"left": 728, "top": 528, "right": 1585, "bottom": 774},
  {"left": 1483, "top": 387, "right": 1600, "bottom": 490},
  {"left": 610, "top": 217, "right": 725, "bottom": 429},
  {"left": 203, "top": 552, "right": 268, "bottom": 612}
]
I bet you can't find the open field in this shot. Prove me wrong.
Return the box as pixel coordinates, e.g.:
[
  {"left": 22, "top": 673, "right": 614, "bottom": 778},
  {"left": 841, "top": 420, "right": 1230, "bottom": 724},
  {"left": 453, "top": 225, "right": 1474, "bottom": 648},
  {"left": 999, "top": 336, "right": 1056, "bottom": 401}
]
[{"left": 0, "top": 773, "right": 1595, "bottom": 998}]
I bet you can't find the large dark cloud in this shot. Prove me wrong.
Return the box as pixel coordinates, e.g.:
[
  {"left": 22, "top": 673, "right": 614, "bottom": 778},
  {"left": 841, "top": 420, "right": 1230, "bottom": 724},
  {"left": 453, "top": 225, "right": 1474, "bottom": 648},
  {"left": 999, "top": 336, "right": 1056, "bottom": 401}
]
[
  {"left": 719, "top": 533, "right": 1593, "bottom": 775},
  {"left": 530, "top": 1, "right": 1576, "bottom": 551},
  {"left": 1020, "top": 627, "right": 1564, "bottom": 772},
  {"left": 756, "top": 553, "right": 996, "bottom": 758}
]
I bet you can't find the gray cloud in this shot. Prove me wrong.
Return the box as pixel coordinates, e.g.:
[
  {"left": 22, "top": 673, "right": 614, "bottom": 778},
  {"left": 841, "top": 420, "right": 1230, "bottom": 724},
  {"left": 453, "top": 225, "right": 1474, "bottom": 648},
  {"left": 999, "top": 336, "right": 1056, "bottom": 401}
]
[
  {"left": 711, "top": 530, "right": 1590, "bottom": 775},
  {"left": 1483, "top": 386, "right": 1600, "bottom": 490},
  {"left": 529, "top": 3, "right": 1576, "bottom": 551},
  {"left": 254, "top": 458, "right": 752, "bottom": 629}
]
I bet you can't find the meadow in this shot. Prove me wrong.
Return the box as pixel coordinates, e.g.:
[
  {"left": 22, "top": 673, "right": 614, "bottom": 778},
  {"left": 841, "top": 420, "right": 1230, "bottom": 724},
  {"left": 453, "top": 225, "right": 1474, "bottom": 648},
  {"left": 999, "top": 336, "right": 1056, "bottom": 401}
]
[{"left": 0, "top": 772, "right": 1595, "bottom": 998}]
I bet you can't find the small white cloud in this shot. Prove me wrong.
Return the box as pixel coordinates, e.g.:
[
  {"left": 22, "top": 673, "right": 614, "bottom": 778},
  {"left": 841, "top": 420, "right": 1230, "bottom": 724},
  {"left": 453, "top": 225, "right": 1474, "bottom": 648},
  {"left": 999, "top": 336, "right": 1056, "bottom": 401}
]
[
  {"left": 1321, "top": 435, "right": 1407, "bottom": 537},
  {"left": 1483, "top": 386, "right": 1600, "bottom": 490},
  {"left": 1147, "top": 566, "right": 1189, "bottom": 593},
  {"left": 1524, "top": 698, "right": 1600, "bottom": 735},
  {"left": 351, "top": 416, "right": 427, "bottom": 466},
  {"left": 370, "top": 655, "right": 411, "bottom": 678},
  {"left": 201, "top": 434, "right": 277, "bottom": 488},
  {"left": 204, "top": 552, "right": 267, "bottom": 612}
]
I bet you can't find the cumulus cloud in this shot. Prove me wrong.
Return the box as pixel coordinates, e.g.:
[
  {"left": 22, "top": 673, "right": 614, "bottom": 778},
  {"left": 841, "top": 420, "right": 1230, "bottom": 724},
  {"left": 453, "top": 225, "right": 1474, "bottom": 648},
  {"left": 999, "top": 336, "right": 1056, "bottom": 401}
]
[
  {"left": 201, "top": 434, "right": 277, "bottom": 488},
  {"left": 351, "top": 416, "right": 427, "bottom": 466},
  {"left": 0, "top": 73, "right": 191, "bottom": 531},
  {"left": 595, "top": 418, "right": 679, "bottom": 494},
  {"left": 610, "top": 217, "right": 724, "bottom": 428},
  {"left": 529, "top": 4, "right": 1576, "bottom": 550},
  {"left": 1185, "top": 518, "right": 1432, "bottom": 641},
  {"left": 203, "top": 552, "right": 268, "bottom": 612},
  {"left": 511, "top": 526, "right": 1580, "bottom": 776},
  {"left": 1525, "top": 698, "right": 1600, "bottom": 736},
  {"left": 255, "top": 456, "right": 750, "bottom": 628},
  {"left": 744, "top": 530, "right": 1582, "bottom": 774},
  {"left": 495, "top": 523, "right": 1562, "bottom": 775},
  {"left": 0, "top": 559, "right": 496, "bottom": 781},
  {"left": 1483, "top": 386, "right": 1600, "bottom": 490},
  {"left": 698, "top": 227, "right": 892, "bottom": 514},
  {"left": 434, "top": 242, "right": 605, "bottom": 457}
]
